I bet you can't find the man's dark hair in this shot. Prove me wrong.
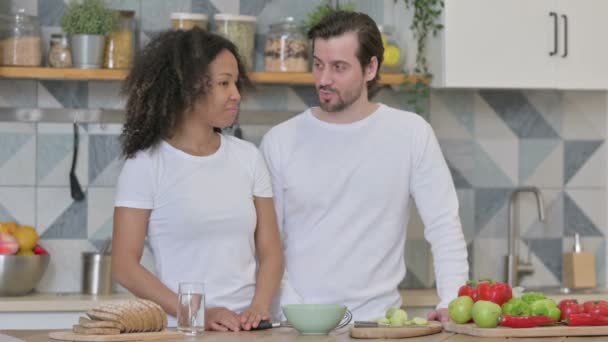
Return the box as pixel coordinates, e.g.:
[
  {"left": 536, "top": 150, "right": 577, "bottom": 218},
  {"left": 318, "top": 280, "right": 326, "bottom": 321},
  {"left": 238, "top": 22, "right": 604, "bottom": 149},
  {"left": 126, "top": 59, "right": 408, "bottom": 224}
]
[
  {"left": 308, "top": 11, "right": 384, "bottom": 91},
  {"left": 120, "top": 27, "right": 250, "bottom": 158}
]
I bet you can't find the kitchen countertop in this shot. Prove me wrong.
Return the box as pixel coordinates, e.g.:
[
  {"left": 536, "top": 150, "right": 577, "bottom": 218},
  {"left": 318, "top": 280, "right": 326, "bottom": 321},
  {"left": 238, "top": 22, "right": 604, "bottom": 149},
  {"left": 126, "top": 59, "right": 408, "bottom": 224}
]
[
  {"left": 0, "top": 292, "right": 133, "bottom": 312},
  {"left": 2, "top": 288, "right": 607, "bottom": 312},
  {"left": 4, "top": 328, "right": 608, "bottom": 342},
  {"left": 0, "top": 291, "right": 430, "bottom": 312}
]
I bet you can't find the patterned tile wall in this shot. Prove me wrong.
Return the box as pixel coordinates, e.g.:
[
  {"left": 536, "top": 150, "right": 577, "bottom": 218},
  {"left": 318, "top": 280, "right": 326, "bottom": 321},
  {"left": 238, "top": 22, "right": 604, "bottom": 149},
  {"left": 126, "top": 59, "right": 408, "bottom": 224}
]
[
  {"left": 1, "top": 0, "right": 606, "bottom": 293},
  {"left": 402, "top": 90, "right": 607, "bottom": 291}
]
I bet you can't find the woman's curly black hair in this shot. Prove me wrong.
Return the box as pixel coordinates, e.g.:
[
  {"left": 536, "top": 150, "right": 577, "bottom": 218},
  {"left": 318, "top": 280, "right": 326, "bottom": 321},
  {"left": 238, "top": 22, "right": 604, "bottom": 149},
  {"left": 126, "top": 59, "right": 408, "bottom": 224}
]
[{"left": 120, "top": 27, "right": 250, "bottom": 158}]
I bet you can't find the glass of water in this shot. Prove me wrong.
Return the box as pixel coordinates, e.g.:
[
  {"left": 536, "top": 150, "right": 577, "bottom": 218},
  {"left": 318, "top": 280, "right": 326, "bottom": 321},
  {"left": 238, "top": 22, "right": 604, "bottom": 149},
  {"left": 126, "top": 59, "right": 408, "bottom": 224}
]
[{"left": 177, "top": 282, "right": 205, "bottom": 335}]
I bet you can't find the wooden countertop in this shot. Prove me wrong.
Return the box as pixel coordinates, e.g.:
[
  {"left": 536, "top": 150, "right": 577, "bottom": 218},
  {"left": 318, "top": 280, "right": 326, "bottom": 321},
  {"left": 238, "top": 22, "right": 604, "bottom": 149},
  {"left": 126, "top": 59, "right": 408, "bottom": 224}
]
[
  {"left": 2, "top": 289, "right": 607, "bottom": 312},
  {"left": 4, "top": 328, "right": 608, "bottom": 342}
]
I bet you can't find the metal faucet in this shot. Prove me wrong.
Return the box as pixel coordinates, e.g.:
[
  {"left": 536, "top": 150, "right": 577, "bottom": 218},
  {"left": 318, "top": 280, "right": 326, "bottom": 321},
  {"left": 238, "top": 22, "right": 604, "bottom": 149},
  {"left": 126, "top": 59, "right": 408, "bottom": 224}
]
[{"left": 506, "top": 186, "right": 546, "bottom": 287}]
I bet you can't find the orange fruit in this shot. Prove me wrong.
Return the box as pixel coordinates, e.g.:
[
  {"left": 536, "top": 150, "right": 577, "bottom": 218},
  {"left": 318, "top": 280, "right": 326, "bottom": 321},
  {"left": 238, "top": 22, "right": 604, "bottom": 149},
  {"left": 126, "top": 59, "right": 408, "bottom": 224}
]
[
  {"left": 16, "top": 249, "right": 34, "bottom": 256},
  {"left": 0, "top": 222, "right": 17, "bottom": 234},
  {"left": 12, "top": 226, "right": 38, "bottom": 251}
]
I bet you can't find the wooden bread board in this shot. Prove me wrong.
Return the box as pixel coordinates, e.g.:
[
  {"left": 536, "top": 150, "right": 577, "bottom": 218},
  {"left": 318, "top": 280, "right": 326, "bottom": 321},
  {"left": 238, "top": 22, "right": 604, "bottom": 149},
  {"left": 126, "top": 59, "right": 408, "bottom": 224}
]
[
  {"left": 48, "top": 330, "right": 183, "bottom": 341},
  {"left": 350, "top": 321, "right": 443, "bottom": 339},
  {"left": 444, "top": 322, "right": 608, "bottom": 337}
]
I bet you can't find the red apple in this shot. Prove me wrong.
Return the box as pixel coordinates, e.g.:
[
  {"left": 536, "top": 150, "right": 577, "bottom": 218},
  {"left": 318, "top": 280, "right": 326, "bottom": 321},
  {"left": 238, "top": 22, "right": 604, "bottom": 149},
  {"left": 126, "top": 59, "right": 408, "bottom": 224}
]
[{"left": 0, "top": 233, "right": 19, "bottom": 255}]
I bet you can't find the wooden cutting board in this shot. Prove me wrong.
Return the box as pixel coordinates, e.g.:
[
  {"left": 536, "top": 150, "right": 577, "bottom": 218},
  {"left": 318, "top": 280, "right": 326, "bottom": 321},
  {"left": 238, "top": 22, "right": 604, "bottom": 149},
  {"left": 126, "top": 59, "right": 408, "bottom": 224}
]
[
  {"left": 48, "top": 330, "right": 184, "bottom": 341},
  {"left": 350, "top": 321, "right": 443, "bottom": 339},
  {"left": 444, "top": 322, "right": 608, "bottom": 337}
]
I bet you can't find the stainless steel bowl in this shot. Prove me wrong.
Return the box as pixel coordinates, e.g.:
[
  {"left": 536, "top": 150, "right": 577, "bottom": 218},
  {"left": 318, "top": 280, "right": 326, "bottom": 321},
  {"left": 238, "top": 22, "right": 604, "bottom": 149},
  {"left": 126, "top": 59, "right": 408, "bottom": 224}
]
[{"left": 0, "top": 254, "right": 50, "bottom": 296}]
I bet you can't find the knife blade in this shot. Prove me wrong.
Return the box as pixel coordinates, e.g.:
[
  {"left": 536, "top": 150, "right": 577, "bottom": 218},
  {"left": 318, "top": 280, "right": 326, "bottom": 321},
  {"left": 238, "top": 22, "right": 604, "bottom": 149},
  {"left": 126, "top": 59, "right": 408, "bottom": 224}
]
[
  {"left": 354, "top": 321, "right": 389, "bottom": 328},
  {"left": 354, "top": 321, "right": 430, "bottom": 328}
]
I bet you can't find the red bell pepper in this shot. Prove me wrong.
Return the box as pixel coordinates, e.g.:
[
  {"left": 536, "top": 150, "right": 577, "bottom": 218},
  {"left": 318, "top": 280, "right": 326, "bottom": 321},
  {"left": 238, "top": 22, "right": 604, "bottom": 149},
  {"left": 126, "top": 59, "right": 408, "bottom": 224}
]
[
  {"left": 457, "top": 280, "right": 478, "bottom": 301},
  {"left": 499, "top": 314, "right": 556, "bottom": 328},
  {"left": 567, "top": 313, "right": 608, "bottom": 326},
  {"left": 583, "top": 300, "right": 608, "bottom": 316},
  {"left": 558, "top": 299, "right": 584, "bottom": 321},
  {"left": 475, "top": 279, "right": 512, "bottom": 306},
  {"left": 32, "top": 244, "right": 49, "bottom": 255}
]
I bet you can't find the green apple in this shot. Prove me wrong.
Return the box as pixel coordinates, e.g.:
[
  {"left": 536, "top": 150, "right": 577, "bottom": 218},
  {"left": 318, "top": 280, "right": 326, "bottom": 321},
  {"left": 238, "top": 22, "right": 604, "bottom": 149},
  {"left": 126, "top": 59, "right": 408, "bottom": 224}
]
[
  {"left": 388, "top": 309, "right": 408, "bottom": 326},
  {"left": 385, "top": 308, "right": 399, "bottom": 319},
  {"left": 448, "top": 296, "right": 474, "bottom": 324},
  {"left": 471, "top": 300, "right": 501, "bottom": 328}
]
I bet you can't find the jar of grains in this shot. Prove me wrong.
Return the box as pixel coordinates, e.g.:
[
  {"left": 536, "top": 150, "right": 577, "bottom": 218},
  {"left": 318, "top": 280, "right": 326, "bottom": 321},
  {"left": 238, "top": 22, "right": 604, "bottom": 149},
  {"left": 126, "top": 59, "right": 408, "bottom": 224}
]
[
  {"left": 214, "top": 14, "right": 257, "bottom": 71},
  {"left": 48, "top": 33, "right": 72, "bottom": 68},
  {"left": 103, "top": 10, "right": 135, "bottom": 69},
  {"left": 171, "top": 12, "right": 208, "bottom": 31},
  {"left": 1, "top": 9, "right": 42, "bottom": 66},
  {"left": 265, "top": 17, "right": 308, "bottom": 72}
]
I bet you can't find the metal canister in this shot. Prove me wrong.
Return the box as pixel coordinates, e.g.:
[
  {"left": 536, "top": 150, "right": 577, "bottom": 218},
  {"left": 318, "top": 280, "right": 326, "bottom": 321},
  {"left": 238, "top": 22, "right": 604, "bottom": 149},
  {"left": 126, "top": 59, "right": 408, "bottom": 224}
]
[{"left": 81, "top": 252, "right": 113, "bottom": 295}]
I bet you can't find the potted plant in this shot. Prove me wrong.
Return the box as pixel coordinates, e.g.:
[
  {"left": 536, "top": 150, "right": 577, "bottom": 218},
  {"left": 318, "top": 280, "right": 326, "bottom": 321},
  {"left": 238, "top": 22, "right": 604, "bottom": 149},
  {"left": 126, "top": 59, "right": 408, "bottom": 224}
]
[
  {"left": 60, "top": 0, "right": 116, "bottom": 69},
  {"left": 305, "top": 1, "right": 355, "bottom": 31}
]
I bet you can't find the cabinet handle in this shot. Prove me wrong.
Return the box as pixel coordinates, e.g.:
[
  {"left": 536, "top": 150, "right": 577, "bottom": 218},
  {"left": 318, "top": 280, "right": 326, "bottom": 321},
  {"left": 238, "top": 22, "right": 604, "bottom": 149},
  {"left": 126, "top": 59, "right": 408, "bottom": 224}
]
[
  {"left": 549, "top": 12, "right": 558, "bottom": 56},
  {"left": 561, "top": 14, "right": 568, "bottom": 58}
]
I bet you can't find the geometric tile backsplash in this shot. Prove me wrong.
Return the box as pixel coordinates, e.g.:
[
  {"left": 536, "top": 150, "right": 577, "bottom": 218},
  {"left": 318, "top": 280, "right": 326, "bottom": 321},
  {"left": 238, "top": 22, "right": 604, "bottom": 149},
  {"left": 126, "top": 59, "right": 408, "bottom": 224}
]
[{"left": 1, "top": 0, "right": 606, "bottom": 294}]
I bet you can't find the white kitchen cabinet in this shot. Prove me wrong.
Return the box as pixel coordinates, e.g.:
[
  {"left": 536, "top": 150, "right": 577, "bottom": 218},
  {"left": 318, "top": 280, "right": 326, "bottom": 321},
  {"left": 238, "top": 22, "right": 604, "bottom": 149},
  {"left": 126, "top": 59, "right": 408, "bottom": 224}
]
[
  {"left": 428, "top": 0, "right": 608, "bottom": 89},
  {"left": 555, "top": 0, "right": 608, "bottom": 89}
]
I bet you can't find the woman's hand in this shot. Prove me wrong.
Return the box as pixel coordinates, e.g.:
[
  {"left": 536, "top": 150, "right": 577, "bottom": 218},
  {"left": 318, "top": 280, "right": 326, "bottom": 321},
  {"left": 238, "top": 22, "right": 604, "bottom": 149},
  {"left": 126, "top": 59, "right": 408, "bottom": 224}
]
[
  {"left": 206, "top": 307, "right": 242, "bottom": 332},
  {"left": 427, "top": 308, "right": 450, "bottom": 323},
  {"left": 240, "top": 305, "right": 270, "bottom": 330}
]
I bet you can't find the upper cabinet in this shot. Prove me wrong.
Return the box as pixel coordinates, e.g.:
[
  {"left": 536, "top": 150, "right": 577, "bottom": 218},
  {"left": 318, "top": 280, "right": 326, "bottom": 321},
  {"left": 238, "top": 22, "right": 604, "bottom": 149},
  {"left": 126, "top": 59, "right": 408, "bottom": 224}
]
[
  {"left": 427, "top": 0, "right": 608, "bottom": 89},
  {"left": 554, "top": 0, "right": 608, "bottom": 89}
]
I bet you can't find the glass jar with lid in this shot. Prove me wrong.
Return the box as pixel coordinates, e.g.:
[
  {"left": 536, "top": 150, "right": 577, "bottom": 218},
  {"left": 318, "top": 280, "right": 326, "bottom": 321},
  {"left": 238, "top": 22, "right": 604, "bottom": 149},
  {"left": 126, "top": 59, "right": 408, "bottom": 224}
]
[
  {"left": 48, "top": 33, "right": 72, "bottom": 68},
  {"left": 378, "top": 25, "right": 404, "bottom": 74},
  {"left": 103, "top": 10, "right": 135, "bottom": 69},
  {"left": 214, "top": 14, "right": 257, "bottom": 71},
  {"left": 171, "top": 13, "right": 208, "bottom": 31},
  {"left": 265, "top": 17, "right": 308, "bottom": 72},
  {"left": 0, "top": 9, "right": 42, "bottom": 66}
]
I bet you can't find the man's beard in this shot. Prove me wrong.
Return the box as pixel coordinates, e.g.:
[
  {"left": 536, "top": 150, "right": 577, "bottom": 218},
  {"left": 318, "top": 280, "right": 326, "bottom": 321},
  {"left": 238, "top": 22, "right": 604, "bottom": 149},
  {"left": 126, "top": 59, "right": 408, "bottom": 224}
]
[{"left": 318, "top": 83, "right": 363, "bottom": 113}]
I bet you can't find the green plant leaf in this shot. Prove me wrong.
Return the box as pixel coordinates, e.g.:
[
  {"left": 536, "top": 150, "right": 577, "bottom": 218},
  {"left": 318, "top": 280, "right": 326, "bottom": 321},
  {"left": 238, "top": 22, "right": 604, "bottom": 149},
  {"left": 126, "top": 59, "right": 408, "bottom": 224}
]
[
  {"left": 61, "top": 0, "right": 117, "bottom": 35},
  {"left": 305, "top": 1, "right": 356, "bottom": 30},
  {"left": 394, "top": 0, "right": 444, "bottom": 114}
]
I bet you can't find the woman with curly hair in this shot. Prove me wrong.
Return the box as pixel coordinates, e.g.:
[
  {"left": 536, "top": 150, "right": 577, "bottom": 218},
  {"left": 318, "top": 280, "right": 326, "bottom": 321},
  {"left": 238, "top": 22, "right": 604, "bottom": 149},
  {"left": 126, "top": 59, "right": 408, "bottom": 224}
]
[{"left": 111, "top": 27, "right": 283, "bottom": 332}]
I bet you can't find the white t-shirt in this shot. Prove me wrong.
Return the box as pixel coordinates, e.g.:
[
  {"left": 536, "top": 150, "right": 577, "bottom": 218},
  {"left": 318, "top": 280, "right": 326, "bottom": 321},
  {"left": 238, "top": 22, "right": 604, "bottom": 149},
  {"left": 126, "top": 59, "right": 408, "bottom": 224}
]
[
  {"left": 260, "top": 104, "right": 468, "bottom": 321},
  {"left": 115, "top": 134, "right": 273, "bottom": 325}
]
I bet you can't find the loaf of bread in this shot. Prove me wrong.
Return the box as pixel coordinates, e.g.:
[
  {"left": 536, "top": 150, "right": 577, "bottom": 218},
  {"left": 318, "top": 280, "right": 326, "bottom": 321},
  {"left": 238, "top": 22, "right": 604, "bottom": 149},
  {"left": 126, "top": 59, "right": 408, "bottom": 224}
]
[{"left": 73, "top": 298, "right": 167, "bottom": 335}]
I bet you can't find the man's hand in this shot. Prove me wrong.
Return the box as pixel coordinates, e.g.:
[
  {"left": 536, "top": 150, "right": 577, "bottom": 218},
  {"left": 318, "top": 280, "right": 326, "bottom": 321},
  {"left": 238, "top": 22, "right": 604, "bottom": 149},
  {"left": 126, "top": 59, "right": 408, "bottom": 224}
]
[
  {"left": 206, "top": 307, "right": 241, "bottom": 332},
  {"left": 427, "top": 308, "right": 449, "bottom": 323},
  {"left": 240, "top": 305, "right": 270, "bottom": 330}
]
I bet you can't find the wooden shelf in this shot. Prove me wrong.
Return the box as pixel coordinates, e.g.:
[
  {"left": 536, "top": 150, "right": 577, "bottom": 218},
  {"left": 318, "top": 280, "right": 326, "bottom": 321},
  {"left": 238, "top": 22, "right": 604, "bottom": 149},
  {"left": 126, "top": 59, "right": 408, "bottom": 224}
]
[{"left": 0, "top": 67, "right": 422, "bottom": 85}]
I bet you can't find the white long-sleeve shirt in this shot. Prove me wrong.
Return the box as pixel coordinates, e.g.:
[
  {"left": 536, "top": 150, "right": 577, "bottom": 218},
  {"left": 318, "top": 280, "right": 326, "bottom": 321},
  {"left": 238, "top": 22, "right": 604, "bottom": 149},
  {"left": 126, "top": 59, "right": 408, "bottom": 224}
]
[{"left": 260, "top": 104, "right": 468, "bottom": 320}]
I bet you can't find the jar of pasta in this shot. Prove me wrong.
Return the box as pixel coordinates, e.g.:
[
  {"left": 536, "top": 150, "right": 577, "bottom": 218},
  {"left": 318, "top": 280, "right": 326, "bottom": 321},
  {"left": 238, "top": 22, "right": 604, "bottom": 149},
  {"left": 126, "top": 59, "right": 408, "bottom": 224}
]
[
  {"left": 0, "top": 9, "right": 42, "bottom": 66},
  {"left": 378, "top": 25, "right": 404, "bottom": 74},
  {"left": 103, "top": 10, "right": 135, "bottom": 69},
  {"left": 171, "top": 13, "right": 208, "bottom": 31},
  {"left": 265, "top": 17, "right": 308, "bottom": 72}
]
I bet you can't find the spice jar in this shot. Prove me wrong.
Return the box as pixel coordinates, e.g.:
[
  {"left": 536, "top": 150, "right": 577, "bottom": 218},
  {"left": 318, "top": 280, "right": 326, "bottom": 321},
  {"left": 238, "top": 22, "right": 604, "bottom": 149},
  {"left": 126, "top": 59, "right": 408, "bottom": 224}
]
[
  {"left": 48, "top": 33, "right": 72, "bottom": 68},
  {"left": 171, "top": 13, "right": 208, "bottom": 31},
  {"left": 103, "top": 10, "right": 135, "bottom": 69},
  {"left": 378, "top": 25, "right": 404, "bottom": 73},
  {"left": 214, "top": 14, "right": 257, "bottom": 71},
  {"left": 265, "top": 17, "right": 308, "bottom": 72},
  {"left": 0, "top": 9, "right": 42, "bottom": 66}
]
